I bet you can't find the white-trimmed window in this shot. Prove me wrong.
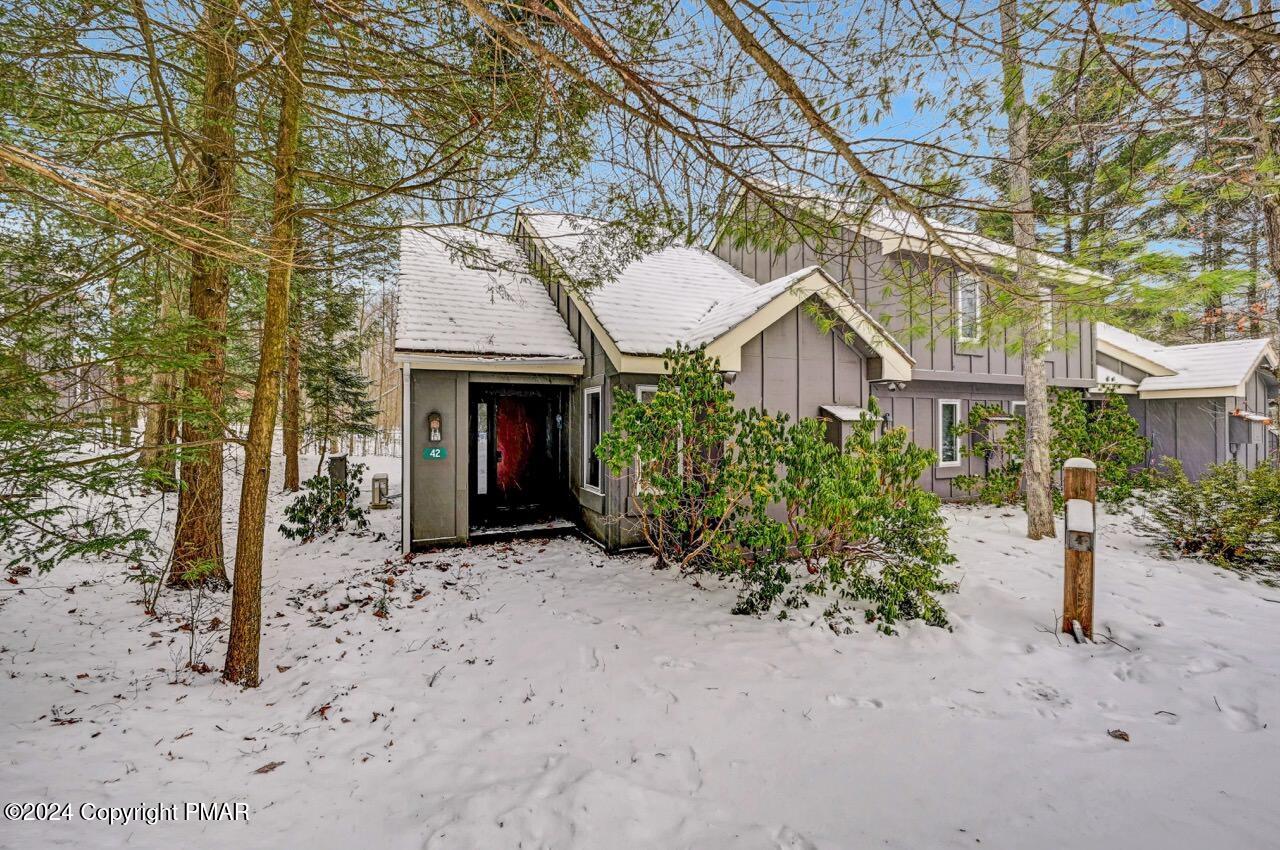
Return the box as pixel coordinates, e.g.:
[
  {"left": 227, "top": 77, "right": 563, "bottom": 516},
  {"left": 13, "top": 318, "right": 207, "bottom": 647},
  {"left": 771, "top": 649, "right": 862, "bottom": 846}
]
[
  {"left": 634, "top": 385, "right": 658, "bottom": 492},
  {"left": 955, "top": 273, "right": 981, "bottom": 343},
  {"left": 1011, "top": 400, "right": 1027, "bottom": 419},
  {"left": 939, "top": 399, "right": 962, "bottom": 466},
  {"left": 583, "top": 386, "right": 603, "bottom": 494},
  {"left": 633, "top": 384, "right": 684, "bottom": 493}
]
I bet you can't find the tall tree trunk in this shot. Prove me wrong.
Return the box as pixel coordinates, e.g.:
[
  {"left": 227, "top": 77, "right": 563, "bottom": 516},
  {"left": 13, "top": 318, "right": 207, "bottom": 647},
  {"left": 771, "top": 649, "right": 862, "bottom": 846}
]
[
  {"left": 224, "top": 0, "right": 312, "bottom": 687},
  {"left": 282, "top": 328, "right": 301, "bottom": 491},
  {"left": 999, "top": 0, "right": 1055, "bottom": 539},
  {"left": 169, "top": 0, "right": 240, "bottom": 588}
]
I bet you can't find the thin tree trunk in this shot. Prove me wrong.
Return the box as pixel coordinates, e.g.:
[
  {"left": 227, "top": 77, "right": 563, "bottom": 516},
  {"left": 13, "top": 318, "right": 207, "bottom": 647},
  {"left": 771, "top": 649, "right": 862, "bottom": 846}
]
[
  {"left": 999, "top": 0, "right": 1055, "bottom": 539},
  {"left": 224, "top": 0, "right": 312, "bottom": 687},
  {"left": 169, "top": 0, "right": 240, "bottom": 588},
  {"left": 141, "top": 269, "right": 178, "bottom": 488},
  {"left": 282, "top": 328, "right": 301, "bottom": 490},
  {"left": 107, "top": 274, "right": 131, "bottom": 448}
]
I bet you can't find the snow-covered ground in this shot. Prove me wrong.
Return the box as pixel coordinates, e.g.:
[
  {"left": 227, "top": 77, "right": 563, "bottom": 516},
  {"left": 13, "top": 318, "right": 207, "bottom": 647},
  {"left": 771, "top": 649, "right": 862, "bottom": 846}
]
[{"left": 2, "top": 456, "right": 1279, "bottom": 849}]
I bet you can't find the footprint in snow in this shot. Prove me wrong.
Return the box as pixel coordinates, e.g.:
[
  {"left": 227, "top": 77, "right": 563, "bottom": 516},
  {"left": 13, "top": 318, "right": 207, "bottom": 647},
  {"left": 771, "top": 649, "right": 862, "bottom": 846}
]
[
  {"left": 774, "top": 825, "right": 818, "bottom": 850},
  {"left": 577, "top": 645, "right": 604, "bottom": 672},
  {"left": 1217, "top": 698, "right": 1265, "bottom": 732},
  {"left": 628, "top": 744, "right": 703, "bottom": 793},
  {"left": 652, "top": 655, "right": 696, "bottom": 671},
  {"left": 826, "top": 694, "right": 883, "bottom": 709}
]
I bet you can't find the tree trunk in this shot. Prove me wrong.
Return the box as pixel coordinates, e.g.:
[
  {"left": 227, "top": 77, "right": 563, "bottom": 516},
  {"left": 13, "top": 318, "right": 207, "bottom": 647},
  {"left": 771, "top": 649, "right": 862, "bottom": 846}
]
[
  {"left": 282, "top": 328, "right": 301, "bottom": 491},
  {"left": 140, "top": 270, "right": 178, "bottom": 489},
  {"left": 224, "top": 0, "right": 312, "bottom": 687},
  {"left": 999, "top": 0, "right": 1055, "bottom": 539},
  {"left": 169, "top": 0, "right": 240, "bottom": 588},
  {"left": 107, "top": 274, "right": 131, "bottom": 448}
]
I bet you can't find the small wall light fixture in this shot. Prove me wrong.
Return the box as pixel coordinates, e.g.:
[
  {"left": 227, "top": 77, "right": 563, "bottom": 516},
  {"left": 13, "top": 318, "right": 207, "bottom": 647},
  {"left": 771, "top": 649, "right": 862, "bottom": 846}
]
[{"left": 427, "top": 411, "right": 443, "bottom": 443}]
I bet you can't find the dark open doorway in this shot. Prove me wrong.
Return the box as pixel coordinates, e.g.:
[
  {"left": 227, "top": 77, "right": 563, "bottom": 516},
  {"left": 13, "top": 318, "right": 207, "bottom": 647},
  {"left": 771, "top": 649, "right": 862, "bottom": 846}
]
[{"left": 469, "top": 384, "right": 570, "bottom": 530}]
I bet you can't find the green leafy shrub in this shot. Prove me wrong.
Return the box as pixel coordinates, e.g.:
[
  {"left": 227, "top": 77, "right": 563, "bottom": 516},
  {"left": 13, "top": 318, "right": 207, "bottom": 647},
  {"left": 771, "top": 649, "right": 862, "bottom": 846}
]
[
  {"left": 956, "top": 389, "right": 1150, "bottom": 506},
  {"left": 1135, "top": 459, "right": 1280, "bottom": 572},
  {"left": 735, "top": 402, "right": 956, "bottom": 632},
  {"left": 279, "top": 463, "right": 370, "bottom": 542},
  {"left": 598, "top": 345, "right": 784, "bottom": 572},
  {"left": 600, "top": 347, "right": 955, "bottom": 633}
]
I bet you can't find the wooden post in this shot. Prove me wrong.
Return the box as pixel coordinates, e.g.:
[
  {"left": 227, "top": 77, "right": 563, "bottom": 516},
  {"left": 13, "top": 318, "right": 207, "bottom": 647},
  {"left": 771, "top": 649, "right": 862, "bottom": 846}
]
[{"left": 1062, "top": 458, "right": 1097, "bottom": 640}]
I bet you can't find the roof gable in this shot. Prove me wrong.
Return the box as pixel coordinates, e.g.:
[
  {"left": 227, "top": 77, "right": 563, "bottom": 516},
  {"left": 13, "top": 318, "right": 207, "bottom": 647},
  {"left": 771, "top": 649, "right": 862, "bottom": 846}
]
[
  {"left": 518, "top": 211, "right": 913, "bottom": 379},
  {"left": 1096, "top": 323, "right": 1277, "bottom": 398}
]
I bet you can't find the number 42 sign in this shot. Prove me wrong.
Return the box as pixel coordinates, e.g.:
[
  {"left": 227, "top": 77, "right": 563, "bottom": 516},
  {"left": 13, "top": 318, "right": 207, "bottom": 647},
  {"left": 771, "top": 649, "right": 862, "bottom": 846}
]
[{"left": 422, "top": 447, "right": 448, "bottom": 460}]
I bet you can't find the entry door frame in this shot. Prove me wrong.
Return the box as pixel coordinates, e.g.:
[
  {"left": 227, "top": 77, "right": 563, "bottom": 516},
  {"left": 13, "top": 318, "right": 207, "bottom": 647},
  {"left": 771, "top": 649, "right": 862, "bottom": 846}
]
[{"left": 468, "top": 384, "right": 569, "bottom": 529}]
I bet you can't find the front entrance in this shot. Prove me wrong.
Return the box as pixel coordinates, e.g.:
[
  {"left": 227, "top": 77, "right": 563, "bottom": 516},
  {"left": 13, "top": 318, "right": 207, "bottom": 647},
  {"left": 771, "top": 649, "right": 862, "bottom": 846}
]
[{"left": 469, "top": 385, "right": 569, "bottom": 529}]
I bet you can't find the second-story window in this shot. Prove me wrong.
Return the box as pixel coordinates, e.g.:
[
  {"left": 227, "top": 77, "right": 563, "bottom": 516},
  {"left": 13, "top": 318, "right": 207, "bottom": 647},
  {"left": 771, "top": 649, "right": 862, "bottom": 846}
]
[{"left": 956, "top": 273, "right": 981, "bottom": 343}]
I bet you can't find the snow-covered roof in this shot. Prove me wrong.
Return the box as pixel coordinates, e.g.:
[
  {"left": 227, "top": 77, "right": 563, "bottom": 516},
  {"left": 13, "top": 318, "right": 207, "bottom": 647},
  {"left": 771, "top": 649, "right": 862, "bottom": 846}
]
[
  {"left": 732, "top": 182, "right": 1105, "bottom": 283},
  {"left": 521, "top": 210, "right": 913, "bottom": 376},
  {"left": 395, "top": 225, "right": 583, "bottom": 362},
  {"left": 865, "top": 207, "right": 1084, "bottom": 276},
  {"left": 1140, "top": 338, "right": 1276, "bottom": 393},
  {"left": 1096, "top": 323, "right": 1278, "bottom": 397},
  {"left": 520, "top": 211, "right": 764, "bottom": 355},
  {"left": 819, "top": 404, "right": 875, "bottom": 421},
  {"left": 520, "top": 210, "right": 913, "bottom": 379}
]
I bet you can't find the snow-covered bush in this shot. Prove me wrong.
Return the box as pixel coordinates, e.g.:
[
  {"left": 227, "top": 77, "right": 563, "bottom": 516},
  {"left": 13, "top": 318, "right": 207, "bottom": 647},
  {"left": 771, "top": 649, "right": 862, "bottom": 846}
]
[
  {"left": 279, "top": 463, "right": 370, "bottom": 542},
  {"left": 956, "top": 389, "right": 1150, "bottom": 506},
  {"left": 733, "top": 402, "right": 956, "bottom": 633},
  {"left": 1135, "top": 459, "right": 1280, "bottom": 572}
]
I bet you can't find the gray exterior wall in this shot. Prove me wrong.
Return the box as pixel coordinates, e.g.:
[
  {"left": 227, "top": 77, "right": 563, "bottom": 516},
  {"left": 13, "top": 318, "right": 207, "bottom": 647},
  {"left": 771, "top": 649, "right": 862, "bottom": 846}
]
[
  {"left": 1125, "top": 396, "right": 1226, "bottom": 480},
  {"left": 1111, "top": 357, "right": 1276, "bottom": 478},
  {"left": 407, "top": 370, "right": 469, "bottom": 546},
  {"left": 600, "top": 303, "right": 874, "bottom": 548},
  {"left": 870, "top": 381, "right": 1030, "bottom": 498},
  {"left": 713, "top": 210, "right": 1097, "bottom": 388}
]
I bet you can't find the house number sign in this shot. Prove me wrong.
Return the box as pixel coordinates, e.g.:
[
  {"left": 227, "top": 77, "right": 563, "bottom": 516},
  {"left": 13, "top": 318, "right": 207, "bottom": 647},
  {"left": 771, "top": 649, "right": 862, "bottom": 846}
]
[{"left": 422, "top": 447, "right": 448, "bottom": 460}]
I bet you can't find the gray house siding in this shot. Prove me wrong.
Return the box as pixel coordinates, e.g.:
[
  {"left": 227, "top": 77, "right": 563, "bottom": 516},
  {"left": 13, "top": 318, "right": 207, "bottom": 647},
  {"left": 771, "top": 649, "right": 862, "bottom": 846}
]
[
  {"left": 732, "top": 299, "right": 870, "bottom": 418},
  {"left": 1120, "top": 367, "right": 1275, "bottom": 479},
  {"left": 871, "top": 382, "right": 1031, "bottom": 498},
  {"left": 1126, "top": 397, "right": 1225, "bottom": 480},
  {"left": 407, "top": 369, "right": 469, "bottom": 546},
  {"left": 713, "top": 209, "right": 1096, "bottom": 387},
  {"left": 713, "top": 210, "right": 1095, "bottom": 497},
  {"left": 594, "top": 304, "right": 873, "bottom": 549},
  {"left": 1227, "top": 370, "right": 1275, "bottom": 469}
]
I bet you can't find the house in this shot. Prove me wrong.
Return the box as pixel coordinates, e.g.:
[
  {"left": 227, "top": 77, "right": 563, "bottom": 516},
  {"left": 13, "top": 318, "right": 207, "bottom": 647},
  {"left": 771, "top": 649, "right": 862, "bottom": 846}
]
[
  {"left": 395, "top": 212, "right": 912, "bottom": 551},
  {"left": 394, "top": 201, "right": 1278, "bottom": 553},
  {"left": 1093, "top": 323, "right": 1279, "bottom": 477},
  {"left": 710, "top": 190, "right": 1100, "bottom": 497}
]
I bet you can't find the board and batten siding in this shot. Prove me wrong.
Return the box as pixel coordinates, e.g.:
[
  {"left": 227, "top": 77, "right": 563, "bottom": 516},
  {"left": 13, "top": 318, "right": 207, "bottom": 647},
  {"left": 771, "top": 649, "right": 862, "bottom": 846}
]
[
  {"left": 713, "top": 211, "right": 1096, "bottom": 387},
  {"left": 869, "top": 382, "right": 1028, "bottom": 498}
]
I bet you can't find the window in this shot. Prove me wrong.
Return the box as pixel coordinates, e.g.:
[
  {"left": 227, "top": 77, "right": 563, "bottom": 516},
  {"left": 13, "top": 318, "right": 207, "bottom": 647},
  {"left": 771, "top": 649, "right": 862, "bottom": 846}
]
[
  {"left": 956, "top": 273, "right": 981, "bottom": 343},
  {"left": 633, "top": 385, "right": 683, "bottom": 493},
  {"left": 939, "top": 399, "right": 962, "bottom": 466},
  {"left": 634, "top": 385, "right": 658, "bottom": 492},
  {"left": 1011, "top": 401, "right": 1026, "bottom": 419},
  {"left": 583, "top": 387, "right": 603, "bottom": 494}
]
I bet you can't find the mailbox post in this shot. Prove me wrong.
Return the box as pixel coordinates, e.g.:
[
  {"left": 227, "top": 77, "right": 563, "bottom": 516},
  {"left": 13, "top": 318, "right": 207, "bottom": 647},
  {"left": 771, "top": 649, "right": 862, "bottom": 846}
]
[{"left": 1062, "top": 458, "right": 1097, "bottom": 641}]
